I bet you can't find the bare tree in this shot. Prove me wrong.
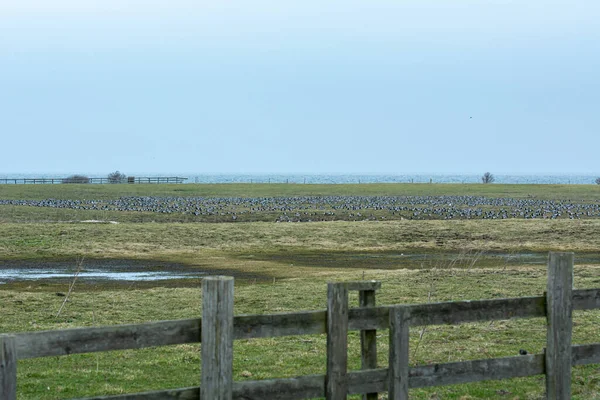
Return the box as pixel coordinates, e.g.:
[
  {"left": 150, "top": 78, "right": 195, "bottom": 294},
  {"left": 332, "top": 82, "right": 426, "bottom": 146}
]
[
  {"left": 481, "top": 172, "right": 495, "bottom": 184},
  {"left": 108, "top": 170, "right": 126, "bottom": 184}
]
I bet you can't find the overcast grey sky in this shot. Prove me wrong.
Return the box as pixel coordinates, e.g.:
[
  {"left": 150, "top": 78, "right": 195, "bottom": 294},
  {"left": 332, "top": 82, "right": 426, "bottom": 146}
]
[{"left": 1, "top": 1, "right": 599, "bottom": 175}]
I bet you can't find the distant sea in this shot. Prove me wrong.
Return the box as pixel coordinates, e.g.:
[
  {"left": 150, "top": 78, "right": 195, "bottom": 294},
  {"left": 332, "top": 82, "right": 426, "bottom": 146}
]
[{"left": 1, "top": 173, "right": 599, "bottom": 185}]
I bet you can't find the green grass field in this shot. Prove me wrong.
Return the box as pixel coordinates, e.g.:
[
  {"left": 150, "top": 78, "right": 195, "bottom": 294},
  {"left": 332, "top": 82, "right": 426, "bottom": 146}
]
[
  {"left": 1, "top": 183, "right": 600, "bottom": 399},
  {"left": 1, "top": 182, "right": 599, "bottom": 201}
]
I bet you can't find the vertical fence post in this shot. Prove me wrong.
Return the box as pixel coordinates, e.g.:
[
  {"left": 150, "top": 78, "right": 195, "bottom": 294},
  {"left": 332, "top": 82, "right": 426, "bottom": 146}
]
[
  {"left": 202, "top": 276, "right": 234, "bottom": 400},
  {"left": 327, "top": 283, "right": 349, "bottom": 400},
  {"left": 0, "top": 335, "right": 17, "bottom": 400},
  {"left": 545, "top": 252, "right": 574, "bottom": 400},
  {"left": 359, "top": 284, "right": 380, "bottom": 400},
  {"left": 389, "top": 307, "right": 409, "bottom": 400}
]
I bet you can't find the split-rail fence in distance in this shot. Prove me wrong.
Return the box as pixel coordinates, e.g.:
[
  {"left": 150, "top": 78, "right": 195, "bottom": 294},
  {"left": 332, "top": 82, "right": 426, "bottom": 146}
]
[{"left": 0, "top": 177, "right": 187, "bottom": 184}]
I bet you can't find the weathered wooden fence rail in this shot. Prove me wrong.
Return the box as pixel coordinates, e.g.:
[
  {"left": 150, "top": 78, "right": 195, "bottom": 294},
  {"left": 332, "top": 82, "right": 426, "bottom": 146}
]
[
  {"left": 0, "top": 177, "right": 187, "bottom": 184},
  {"left": 2, "top": 252, "right": 599, "bottom": 399}
]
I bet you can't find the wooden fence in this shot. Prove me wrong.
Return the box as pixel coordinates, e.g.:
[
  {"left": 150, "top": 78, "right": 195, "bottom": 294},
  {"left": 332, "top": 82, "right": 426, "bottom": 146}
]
[
  {"left": 0, "top": 177, "right": 187, "bottom": 184},
  {"left": 1, "top": 252, "right": 599, "bottom": 399}
]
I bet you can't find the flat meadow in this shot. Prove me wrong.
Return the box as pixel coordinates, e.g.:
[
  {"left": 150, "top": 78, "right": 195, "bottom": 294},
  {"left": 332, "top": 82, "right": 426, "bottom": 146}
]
[{"left": 1, "top": 183, "right": 600, "bottom": 399}]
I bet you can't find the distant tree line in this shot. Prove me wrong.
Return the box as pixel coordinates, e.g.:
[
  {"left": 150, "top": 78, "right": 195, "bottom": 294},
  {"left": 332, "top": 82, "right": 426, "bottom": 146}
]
[
  {"left": 61, "top": 171, "right": 129, "bottom": 184},
  {"left": 61, "top": 175, "right": 90, "bottom": 184}
]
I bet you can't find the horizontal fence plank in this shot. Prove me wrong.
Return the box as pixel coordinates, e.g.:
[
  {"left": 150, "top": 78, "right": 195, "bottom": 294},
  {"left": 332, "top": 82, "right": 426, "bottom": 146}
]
[
  {"left": 74, "top": 345, "right": 600, "bottom": 400},
  {"left": 347, "top": 369, "right": 389, "bottom": 395},
  {"left": 572, "top": 288, "right": 600, "bottom": 310},
  {"left": 233, "top": 374, "right": 324, "bottom": 400},
  {"left": 75, "top": 376, "right": 325, "bottom": 400},
  {"left": 349, "top": 306, "right": 388, "bottom": 330},
  {"left": 16, "top": 311, "right": 328, "bottom": 360},
  {"left": 14, "top": 289, "right": 599, "bottom": 360},
  {"left": 234, "top": 311, "right": 326, "bottom": 340},
  {"left": 76, "top": 370, "right": 389, "bottom": 400},
  {"left": 407, "top": 295, "right": 547, "bottom": 326},
  {"left": 74, "top": 355, "right": 545, "bottom": 400},
  {"left": 410, "top": 354, "right": 545, "bottom": 388},
  {"left": 573, "top": 343, "right": 600, "bottom": 366},
  {"left": 75, "top": 387, "right": 199, "bottom": 400},
  {"left": 348, "top": 296, "right": 548, "bottom": 331},
  {"left": 16, "top": 319, "right": 200, "bottom": 360}
]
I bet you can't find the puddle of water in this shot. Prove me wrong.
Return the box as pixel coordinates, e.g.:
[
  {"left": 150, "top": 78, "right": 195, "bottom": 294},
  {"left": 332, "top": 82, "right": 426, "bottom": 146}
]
[
  {"left": 0, "top": 258, "right": 272, "bottom": 284},
  {"left": 0, "top": 267, "right": 206, "bottom": 284}
]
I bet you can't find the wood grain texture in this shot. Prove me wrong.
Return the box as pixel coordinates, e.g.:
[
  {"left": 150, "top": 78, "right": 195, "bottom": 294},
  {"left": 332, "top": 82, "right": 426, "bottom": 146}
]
[
  {"left": 7, "top": 265, "right": 600, "bottom": 400},
  {"left": 572, "top": 288, "right": 600, "bottom": 310},
  {"left": 389, "top": 307, "right": 409, "bottom": 400},
  {"left": 359, "top": 289, "right": 378, "bottom": 400},
  {"left": 14, "top": 288, "right": 600, "bottom": 361},
  {"left": 347, "top": 295, "right": 548, "bottom": 331},
  {"left": 75, "top": 370, "right": 389, "bottom": 400},
  {"left": 546, "top": 252, "right": 573, "bottom": 400},
  {"left": 572, "top": 343, "right": 600, "bottom": 366},
  {"left": 74, "top": 387, "right": 199, "bottom": 400},
  {"left": 15, "top": 319, "right": 201, "bottom": 360},
  {"left": 409, "top": 353, "right": 545, "bottom": 388},
  {"left": 234, "top": 311, "right": 326, "bottom": 340},
  {"left": 201, "top": 276, "right": 234, "bottom": 400},
  {"left": 0, "top": 335, "right": 17, "bottom": 400},
  {"left": 76, "top": 352, "right": 556, "bottom": 400},
  {"left": 233, "top": 369, "right": 388, "bottom": 400},
  {"left": 326, "top": 283, "right": 348, "bottom": 400},
  {"left": 74, "top": 343, "right": 600, "bottom": 400},
  {"left": 232, "top": 374, "right": 324, "bottom": 400}
]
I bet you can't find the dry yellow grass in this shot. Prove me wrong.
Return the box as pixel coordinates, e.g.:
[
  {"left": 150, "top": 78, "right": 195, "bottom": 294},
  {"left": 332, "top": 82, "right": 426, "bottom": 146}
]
[{"left": 1, "top": 219, "right": 598, "bottom": 257}]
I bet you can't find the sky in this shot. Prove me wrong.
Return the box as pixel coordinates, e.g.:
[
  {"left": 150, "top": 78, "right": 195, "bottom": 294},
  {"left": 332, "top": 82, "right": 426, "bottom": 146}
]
[{"left": 1, "top": 0, "right": 599, "bottom": 175}]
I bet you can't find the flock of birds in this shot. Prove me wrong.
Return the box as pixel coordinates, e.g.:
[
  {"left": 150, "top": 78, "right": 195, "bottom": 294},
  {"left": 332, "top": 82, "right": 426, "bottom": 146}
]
[{"left": 2, "top": 195, "right": 600, "bottom": 222}]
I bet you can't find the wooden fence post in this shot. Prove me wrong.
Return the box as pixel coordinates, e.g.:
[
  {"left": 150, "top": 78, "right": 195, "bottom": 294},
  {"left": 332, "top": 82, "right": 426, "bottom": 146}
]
[
  {"left": 0, "top": 335, "right": 17, "bottom": 400},
  {"left": 546, "top": 252, "right": 574, "bottom": 400},
  {"left": 389, "top": 307, "right": 410, "bottom": 400},
  {"left": 327, "top": 282, "right": 349, "bottom": 400},
  {"left": 359, "top": 283, "right": 380, "bottom": 400},
  {"left": 202, "top": 276, "right": 234, "bottom": 400}
]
